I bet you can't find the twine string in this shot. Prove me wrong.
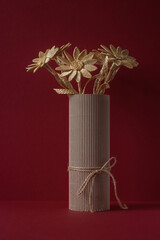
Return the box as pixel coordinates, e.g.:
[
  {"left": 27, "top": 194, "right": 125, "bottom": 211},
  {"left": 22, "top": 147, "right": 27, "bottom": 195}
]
[{"left": 68, "top": 157, "right": 128, "bottom": 212}]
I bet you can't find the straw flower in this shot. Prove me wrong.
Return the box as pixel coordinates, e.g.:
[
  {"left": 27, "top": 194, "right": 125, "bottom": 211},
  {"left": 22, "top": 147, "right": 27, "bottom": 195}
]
[
  {"left": 26, "top": 43, "right": 71, "bottom": 73},
  {"left": 55, "top": 47, "right": 97, "bottom": 82},
  {"left": 99, "top": 44, "right": 139, "bottom": 69}
]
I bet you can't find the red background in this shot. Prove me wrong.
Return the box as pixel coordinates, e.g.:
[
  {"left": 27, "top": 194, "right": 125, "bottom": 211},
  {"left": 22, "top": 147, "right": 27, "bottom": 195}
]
[{"left": 0, "top": 0, "right": 160, "bottom": 203}]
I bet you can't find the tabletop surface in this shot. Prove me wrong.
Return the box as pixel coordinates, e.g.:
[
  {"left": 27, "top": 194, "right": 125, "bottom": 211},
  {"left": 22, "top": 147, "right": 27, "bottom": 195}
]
[{"left": 0, "top": 201, "right": 159, "bottom": 240}]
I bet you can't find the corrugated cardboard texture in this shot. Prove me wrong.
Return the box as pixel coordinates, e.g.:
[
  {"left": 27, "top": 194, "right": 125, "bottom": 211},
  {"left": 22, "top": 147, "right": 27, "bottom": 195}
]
[{"left": 69, "top": 94, "right": 110, "bottom": 212}]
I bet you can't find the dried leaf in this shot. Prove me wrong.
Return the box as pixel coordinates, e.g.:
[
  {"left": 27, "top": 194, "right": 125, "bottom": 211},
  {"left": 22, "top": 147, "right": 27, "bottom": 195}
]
[
  {"left": 100, "top": 56, "right": 108, "bottom": 74},
  {"left": 53, "top": 89, "right": 76, "bottom": 94},
  {"left": 57, "top": 74, "right": 74, "bottom": 90}
]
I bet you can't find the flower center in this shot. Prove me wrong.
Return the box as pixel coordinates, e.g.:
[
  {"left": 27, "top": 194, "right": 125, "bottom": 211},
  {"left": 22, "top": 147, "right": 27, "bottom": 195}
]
[{"left": 72, "top": 60, "right": 83, "bottom": 70}]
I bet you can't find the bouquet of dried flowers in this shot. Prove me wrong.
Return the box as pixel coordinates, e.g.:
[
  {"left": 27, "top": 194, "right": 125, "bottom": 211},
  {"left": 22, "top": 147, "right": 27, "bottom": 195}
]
[{"left": 26, "top": 43, "right": 138, "bottom": 95}]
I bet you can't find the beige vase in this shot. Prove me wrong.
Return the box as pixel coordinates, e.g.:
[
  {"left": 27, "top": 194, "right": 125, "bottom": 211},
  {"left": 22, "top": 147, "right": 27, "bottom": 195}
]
[{"left": 69, "top": 94, "right": 110, "bottom": 212}]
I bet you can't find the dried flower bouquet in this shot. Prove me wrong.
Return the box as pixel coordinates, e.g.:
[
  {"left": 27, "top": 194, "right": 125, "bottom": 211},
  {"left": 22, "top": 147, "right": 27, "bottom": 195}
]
[
  {"left": 26, "top": 43, "right": 139, "bottom": 212},
  {"left": 26, "top": 43, "right": 138, "bottom": 95}
]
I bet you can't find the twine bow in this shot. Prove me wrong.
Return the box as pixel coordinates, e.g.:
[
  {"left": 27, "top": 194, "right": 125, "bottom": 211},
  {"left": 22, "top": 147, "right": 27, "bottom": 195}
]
[{"left": 68, "top": 157, "right": 128, "bottom": 212}]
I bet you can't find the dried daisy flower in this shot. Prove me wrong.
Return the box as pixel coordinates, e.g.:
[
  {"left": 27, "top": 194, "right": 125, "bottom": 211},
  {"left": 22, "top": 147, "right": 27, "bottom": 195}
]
[
  {"left": 99, "top": 44, "right": 139, "bottom": 69},
  {"left": 55, "top": 47, "right": 97, "bottom": 82},
  {"left": 26, "top": 43, "right": 71, "bottom": 73},
  {"left": 26, "top": 49, "right": 51, "bottom": 73}
]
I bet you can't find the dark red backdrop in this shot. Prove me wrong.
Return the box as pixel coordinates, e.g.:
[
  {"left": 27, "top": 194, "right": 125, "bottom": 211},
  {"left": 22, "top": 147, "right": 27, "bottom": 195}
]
[{"left": 0, "top": 0, "right": 160, "bottom": 202}]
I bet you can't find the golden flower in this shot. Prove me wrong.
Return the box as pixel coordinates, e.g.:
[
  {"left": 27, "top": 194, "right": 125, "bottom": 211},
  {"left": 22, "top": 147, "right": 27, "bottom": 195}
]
[
  {"left": 99, "top": 44, "right": 139, "bottom": 69},
  {"left": 55, "top": 47, "right": 97, "bottom": 82},
  {"left": 26, "top": 43, "right": 71, "bottom": 73}
]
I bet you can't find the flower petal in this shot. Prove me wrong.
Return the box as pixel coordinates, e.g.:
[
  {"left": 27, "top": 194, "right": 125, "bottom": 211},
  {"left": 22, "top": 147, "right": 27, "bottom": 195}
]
[
  {"left": 69, "top": 70, "right": 77, "bottom": 81},
  {"left": 44, "top": 49, "right": 50, "bottom": 55},
  {"left": 60, "top": 70, "right": 72, "bottom": 77},
  {"left": 33, "top": 66, "right": 40, "bottom": 73},
  {"left": 64, "top": 51, "right": 73, "bottom": 63},
  {"left": 122, "top": 60, "right": 134, "bottom": 69},
  {"left": 84, "top": 64, "right": 97, "bottom": 72},
  {"left": 45, "top": 57, "right": 50, "bottom": 63},
  {"left": 128, "top": 56, "right": 139, "bottom": 67},
  {"left": 110, "top": 44, "right": 116, "bottom": 54},
  {"left": 27, "top": 63, "right": 37, "bottom": 67},
  {"left": 100, "top": 45, "right": 112, "bottom": 55},
  {"left": 47, "top": 47, "right": 59, "bottom": 59},
  {"left": 56, "top": 56, "right": 70, "bottom": 65},
  {"left": 39, "top": 51, "right": 45, "bottom": 58},
  {"left": 116, "top": 46, "right": 122, "bottom": 57},
  {"left": 78, "top": 49, "right": 87, "bottom": 60},
  {"left": 84, "top": 59, "right": 97, "bottom": 65},
  {"left": 81, "top": 68, "right": 92, "bottom": 78},
  {"left": 121, "top": 49, "right": 129, "bottom": 57},
  {"left": 60, "top": 43, "right": 71, "bottom": 52},
  {"left": 32, "top": 58, "right": 40, "bottom": 63},
  {"left": 73, "top": 47, "right": 80, "bottom": 59},
  {"left": 56, "top": 65, "right": 72, "bottom": 71},
  {"left": 82, "top": 52, "right": 94, "bottom": 62},
  {"left": 75, "top": 71, "right": 81, "bottom": 82},
  {"left": 26, "top": 65, "right": 35, "bottom": 71}
]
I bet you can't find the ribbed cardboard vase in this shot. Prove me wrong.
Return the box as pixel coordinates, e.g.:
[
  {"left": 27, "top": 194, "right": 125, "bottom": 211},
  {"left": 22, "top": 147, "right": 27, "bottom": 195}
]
[{"left": 69, "top": 94, "right": 110, "bottom": 212}]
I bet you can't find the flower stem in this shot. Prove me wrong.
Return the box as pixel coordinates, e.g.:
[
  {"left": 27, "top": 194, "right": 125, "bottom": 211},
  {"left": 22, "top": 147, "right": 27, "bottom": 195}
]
[
  {"left": 45, "top": 63, "right": 77, "bottom": 94},
  {"left": 93, "top": 64, "right": 105, "bottom": 94},
  {"left": 82, "top": 75, "right": 97, "bottom": 94},
  {"left": 78, "top": 81, "right": 82, "bottom": 94},
  {"left": 45, "top": 63, "right": 64, "bottom": 88}
]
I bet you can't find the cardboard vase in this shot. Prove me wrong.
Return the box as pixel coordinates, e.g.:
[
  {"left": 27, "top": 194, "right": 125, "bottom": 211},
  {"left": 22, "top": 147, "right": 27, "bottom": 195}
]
[{"left": 69, "top": 94, "right": 110, "bottom": 212}]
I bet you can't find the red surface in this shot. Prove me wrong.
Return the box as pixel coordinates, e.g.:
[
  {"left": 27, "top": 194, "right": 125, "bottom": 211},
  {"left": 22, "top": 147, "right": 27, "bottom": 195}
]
[
  {"left": 0, "top": 0, "right": 160, "bottom": 203},
  {"left": 0, "top": 201, "right": 160, "bottom": 240}
]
